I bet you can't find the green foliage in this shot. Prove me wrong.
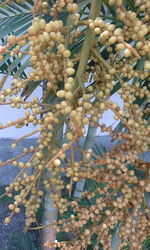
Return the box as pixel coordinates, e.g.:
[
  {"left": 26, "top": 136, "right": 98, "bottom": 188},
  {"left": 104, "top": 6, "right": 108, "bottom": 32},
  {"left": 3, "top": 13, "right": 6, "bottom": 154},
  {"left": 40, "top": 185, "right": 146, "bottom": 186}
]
[
  {"left": 143, "top": 236, "right": 150, "bottom": 250},
  {"left": 0, "top": 1, "right": 33, "bottom": 77},
  {"left": 122, "top": 236, "right": 150, "bottom": 250}
]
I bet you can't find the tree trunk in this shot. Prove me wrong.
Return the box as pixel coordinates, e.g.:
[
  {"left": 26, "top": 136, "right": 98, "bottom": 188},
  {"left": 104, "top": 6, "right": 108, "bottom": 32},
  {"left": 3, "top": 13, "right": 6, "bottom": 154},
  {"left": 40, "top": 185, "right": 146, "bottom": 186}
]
[
  {"left": 42, "top": 195, "right": 58, "bottom": 250},
  {"left": 42, "top": 126, "right": 63, "bottom": 250},
  {"left": 73, "top": 0, "right": 101, "bottom": 198},
  {"left": 74, "top": 126, "right": 97, "bottom": 198},
  {"left": 42, "top": 0, "right": 102, "bottom": 245},
  {"left": 41, "top": 84, "right": 64, "bottom": 249},
  {"left": 42, "top": 125, "right": 63, "bottom": 250}
]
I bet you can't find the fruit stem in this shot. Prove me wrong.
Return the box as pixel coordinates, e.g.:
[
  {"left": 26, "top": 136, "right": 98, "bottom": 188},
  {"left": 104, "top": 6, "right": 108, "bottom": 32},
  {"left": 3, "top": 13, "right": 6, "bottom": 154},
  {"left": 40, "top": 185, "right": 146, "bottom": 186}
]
[{"left": 73, "top": 0, "right": 102, "bottom": 93}]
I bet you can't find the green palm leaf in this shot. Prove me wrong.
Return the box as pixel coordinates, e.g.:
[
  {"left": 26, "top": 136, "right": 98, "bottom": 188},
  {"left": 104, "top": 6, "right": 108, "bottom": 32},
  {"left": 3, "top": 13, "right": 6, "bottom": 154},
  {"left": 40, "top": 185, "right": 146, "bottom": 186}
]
[{"left": 0, "top": 1, "right": 33, "bottom": 79}]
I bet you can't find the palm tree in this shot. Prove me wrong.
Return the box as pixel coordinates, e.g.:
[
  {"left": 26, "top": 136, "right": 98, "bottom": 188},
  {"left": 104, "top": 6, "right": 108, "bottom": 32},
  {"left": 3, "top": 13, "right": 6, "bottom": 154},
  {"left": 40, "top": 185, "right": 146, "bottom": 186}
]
[{"left": 0, "top": 0, "right": 149, "bottom": 249}]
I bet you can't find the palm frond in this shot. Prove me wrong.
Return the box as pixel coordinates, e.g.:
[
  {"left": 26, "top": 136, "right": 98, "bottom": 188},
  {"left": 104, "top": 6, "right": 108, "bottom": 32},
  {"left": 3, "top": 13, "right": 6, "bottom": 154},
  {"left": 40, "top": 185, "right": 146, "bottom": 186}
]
[{"left": 0, "top": 1, "right": 33, "bottom": 78}]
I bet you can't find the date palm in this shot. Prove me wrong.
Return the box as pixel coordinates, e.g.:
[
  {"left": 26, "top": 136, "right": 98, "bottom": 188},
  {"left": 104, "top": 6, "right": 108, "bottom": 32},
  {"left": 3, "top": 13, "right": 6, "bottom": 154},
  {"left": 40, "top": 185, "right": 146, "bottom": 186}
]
[{"left": 0, "top": 0, "right": 149, "bottom": 250}]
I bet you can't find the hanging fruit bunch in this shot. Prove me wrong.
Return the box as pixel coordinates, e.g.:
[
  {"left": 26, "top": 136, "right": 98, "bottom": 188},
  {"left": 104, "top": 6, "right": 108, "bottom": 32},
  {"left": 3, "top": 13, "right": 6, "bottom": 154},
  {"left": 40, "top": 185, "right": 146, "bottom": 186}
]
[{"left": 0, "top": 0, "right": 150, "bottom": 249}]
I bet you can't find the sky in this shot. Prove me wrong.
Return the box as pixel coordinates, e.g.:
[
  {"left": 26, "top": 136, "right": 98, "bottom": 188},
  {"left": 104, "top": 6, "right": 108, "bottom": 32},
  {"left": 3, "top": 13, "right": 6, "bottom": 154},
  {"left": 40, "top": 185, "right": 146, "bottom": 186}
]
[{"left": 0, "top": 74, "right": 42, "bottom": 138}]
